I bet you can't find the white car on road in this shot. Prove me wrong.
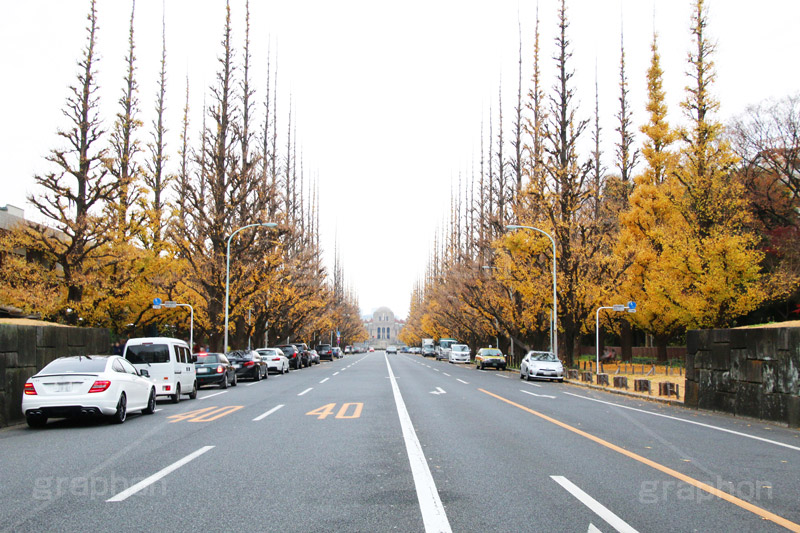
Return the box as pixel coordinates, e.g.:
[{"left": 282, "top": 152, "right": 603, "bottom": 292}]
[
  {"left": 520, "top": 351, "right": 564, "bottom": 382},
  {"left": 448, "top": 344, "right": 471, "bottom": 364},
  {"left": 22, "top": 355, "right": 157, "bottom": 427},
  {"left": 257, "top": 348, "right": 290, "bottom": 374}
]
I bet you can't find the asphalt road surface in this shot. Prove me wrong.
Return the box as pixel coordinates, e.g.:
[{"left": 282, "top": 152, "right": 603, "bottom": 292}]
[{"left": 2, "top": 351, "right": 799, "bottom": 532}]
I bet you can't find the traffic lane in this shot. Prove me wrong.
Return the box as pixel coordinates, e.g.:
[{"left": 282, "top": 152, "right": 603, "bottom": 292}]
[
  {"left": 388, "top": 354, "right": 621, "bottom": 532},
  {"left": 0, "top": 359, "right": 339, "bottom": 532},
  {"left": 392, "top": 354, "right": 793, "bottom": 532},
  {"left": 55, "top": 351, "right": 424, "bottom": 532},
  {"left": 416, "top": 355, "right": 800, "bottom": 523}
]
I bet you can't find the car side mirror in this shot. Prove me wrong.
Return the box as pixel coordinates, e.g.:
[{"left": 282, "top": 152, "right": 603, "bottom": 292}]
[
  {"left": 191, "top": 355, "right": 198, "bottom": 363},
  {"left": 139, "top": 369, "right": 150, "bottom": 378}
]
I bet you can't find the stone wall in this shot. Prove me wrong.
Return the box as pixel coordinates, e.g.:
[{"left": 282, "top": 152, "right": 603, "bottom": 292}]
[
  {"left": 685, "top": 327, "right": 800, "bottom": 427},
  {"left": 0, "top": 324, "right": 110, "bottom": 427}
]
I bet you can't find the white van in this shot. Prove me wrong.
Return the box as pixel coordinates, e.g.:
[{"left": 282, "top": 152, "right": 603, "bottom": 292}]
[{"left": 123, "top": 337, "right": 197, "bottom": 403}]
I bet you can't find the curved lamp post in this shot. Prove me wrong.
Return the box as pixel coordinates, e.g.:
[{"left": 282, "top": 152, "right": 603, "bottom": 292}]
[
  {"left": 505, "top": 224, "right": 558, "bottom": 360},
  {"left": 224, "top": 222, "right": 277, "bottom": 353}
]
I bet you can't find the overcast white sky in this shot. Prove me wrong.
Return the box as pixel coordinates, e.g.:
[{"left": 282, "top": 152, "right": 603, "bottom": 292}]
[{"left": 2, "top": 1, "right": 799, "bottom": 320}]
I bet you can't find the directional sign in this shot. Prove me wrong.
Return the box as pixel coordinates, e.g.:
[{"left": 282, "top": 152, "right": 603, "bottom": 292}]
[
  {"left": 163, "top": 301, "right": 177, "bottom": 309},
  {"left": 153, "top": 298, "right": 162, "bottom": 306},
  {"left": 627, "top": 301, "right": 637, "bottom": 313},
  {"left": 612, "top": 304, "right": 626, "bottom": 312}
]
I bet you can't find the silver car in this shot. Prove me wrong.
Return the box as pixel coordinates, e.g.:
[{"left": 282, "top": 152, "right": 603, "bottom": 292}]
[
  {"left": 448, "top": 344, "right": 471, "bottom": 364},
  {"left": 520, "top": 351, "right": 564, "bottom": 382}
]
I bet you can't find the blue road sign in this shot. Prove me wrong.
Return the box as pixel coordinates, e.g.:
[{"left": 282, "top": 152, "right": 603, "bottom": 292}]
[
  {"left": 153, "top": 297, "right": 162, "bottom": 306},
  {"left": 628, "top": 301, "right": 637, "bottom": 311}
]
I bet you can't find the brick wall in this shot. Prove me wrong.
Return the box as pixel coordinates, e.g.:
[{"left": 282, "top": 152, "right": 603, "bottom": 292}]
[
  {"left": 0, "top": 324, "right": 110, "bottom": 427},
  {"left": 685, "top": 328, "right": 800, "bottom": 427}
]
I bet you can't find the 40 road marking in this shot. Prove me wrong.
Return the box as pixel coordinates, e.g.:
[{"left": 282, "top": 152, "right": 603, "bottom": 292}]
[
  {"left": 168, "top": 406, "right": 244, "bottom": 423},
  {"left": 306, "top": 403, "right": 364, "bottom": 420}
]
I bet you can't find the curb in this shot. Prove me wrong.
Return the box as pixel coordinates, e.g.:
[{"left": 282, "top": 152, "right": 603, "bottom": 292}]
[{"left": 563, "top": 378, "right": 685, "bottom": 406}]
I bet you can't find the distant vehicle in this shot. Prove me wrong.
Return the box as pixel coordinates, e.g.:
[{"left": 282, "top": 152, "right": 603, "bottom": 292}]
[
  {"left": 227, "top": 350, "right": 268, "bottom": 381},
  {"left": 411, "top": 347, "right": 421, "bottom": 355},
  {"left": 437, "top": 338, "right": 458, "bottom": 361},
  {"left": 316, "top": 344, "right": 334, "bottom": 361},
  {"left": 520, "top": 351, "right": 564, "bottom": 382},
  {"left": 448, "top": 344, "right": 471, "bottom": 364},
  {"left": 386, "top": 345, "right": 397, "bottom": 354},
  {"left": 344, "top": 346, "right": 353, "bottom": 354},
  {"left": 124, "top": 337, "right": 197, "bottom": 403},
  {"left": 333, "top": 347, "right": 344, "bottom": 358},
  {"left": 257, "top": 348, "right": 289, "bottom": 374},
  {"left": 421, "top": 339, "right": 435, "bottom": 357},
  {"left": 195, "top": 352, "right": 237, "bottom": 388},
  {"left": 368, "top": 347, "right": 375, "bottom": 352},
  {"left": 22, "top": 355, "right": 157, "bottom": 427},
  {"left": 309, "top": 349, "right": 320, "bottom": 365},
  {"left": 291, "top": 343, "right": 311, "bottom": 368},
  {"left": 475, "top": 348, "right": 506, "bottom": 371}
]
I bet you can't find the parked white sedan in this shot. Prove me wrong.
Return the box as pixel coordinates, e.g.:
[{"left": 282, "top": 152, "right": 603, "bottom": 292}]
[
  {"left": 257, "top": 348, "right": 290, "bottom": 374},
  {"left": 448, "top": 344, "right": 471, "bottom": 364},
  {"left": 520, "top": 351, "right": 564, "bottom": 382},
  {"left": 22, "top": 355, "right": 157, "bottom": 427}
]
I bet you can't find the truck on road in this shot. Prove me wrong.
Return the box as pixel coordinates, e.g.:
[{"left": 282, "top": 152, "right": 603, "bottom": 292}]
[{"left": 421, "top": 338, "right": 435, "bottom": 357}]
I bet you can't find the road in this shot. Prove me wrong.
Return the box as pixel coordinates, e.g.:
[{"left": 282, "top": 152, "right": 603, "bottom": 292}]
[{"left": 1, "top": 351, "right": 798, "bottom": 532}]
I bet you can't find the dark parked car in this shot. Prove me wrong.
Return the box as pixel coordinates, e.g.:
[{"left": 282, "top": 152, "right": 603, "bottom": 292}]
[
  {"left": 291, "top": 343, "right": 311, "bottom": 368},
  {"left": 194, "top": 353, "right": 237, "bottom": 388},
  {"left": 276, "top": 344, "right": 303, "bottom": 370},
  {"left": 315, "top": 344, "right": 334, "bottom": 361},
  {"left": 226, "top": 350, "right": 267, "bottom": 381}
]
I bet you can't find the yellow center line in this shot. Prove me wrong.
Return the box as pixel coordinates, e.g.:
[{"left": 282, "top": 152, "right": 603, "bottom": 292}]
[{"left": 479, "top": 388, "right": 800, "bottom": 533}]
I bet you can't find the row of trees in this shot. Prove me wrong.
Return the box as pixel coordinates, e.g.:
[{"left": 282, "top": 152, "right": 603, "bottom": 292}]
[
  {"left": 0, "top": 0, "right": 367, "bottom": 350},
  {"left": 400, "top": 0, "right": 799, "bottom": 367}
]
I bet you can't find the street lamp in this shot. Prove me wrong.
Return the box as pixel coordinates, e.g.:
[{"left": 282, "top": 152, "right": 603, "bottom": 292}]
[
  {"left": 595, "top": 303, "right": 636, "bottom": 373},
  {"left": 505, "top": 224, "right": 558, "bottom": 360},
  {"left": 224, "top": 222, "right": 277, "bottom": 353}
]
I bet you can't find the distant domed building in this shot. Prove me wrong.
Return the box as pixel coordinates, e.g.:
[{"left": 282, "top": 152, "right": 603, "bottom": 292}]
[{"left": 363, "top": 307, "right": 405, "bottom": 349}]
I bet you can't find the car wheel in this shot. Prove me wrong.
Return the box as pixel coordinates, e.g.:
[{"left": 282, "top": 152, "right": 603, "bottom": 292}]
[
  {"left": 220, "top": 373, "right": 228, "bottom": 389},
  {"left": 232, "top": 373, "right": 238, "bottom": 386},
  {"left": 281, "top": 365, "right": 286, "bottom": 375},
  {"left": 525, "top": 373, "right": 531, "bottom": 382},
  {"left": 520, "top": 371, "right": 524, "bottom": 379},
  {"left": 26, "top": 414, "right": 47, "bottom": 428},
  {"left": 189, "top": 381, "right": 198, "bottom": 399},
  {"left": 264, "top": 367, "right": 268, "bottom": 379},
  {"left": 143, "top": 388, "right": 156, "bottom": 414},
  {"left": 171, "top": 384, "right": 181, "bottom": 403},
  {"left": 254, "top": 368, "right": 261, "bottom": 381},
  {"left": 111, "top": 393, "right": 127, "bottom": 424}
]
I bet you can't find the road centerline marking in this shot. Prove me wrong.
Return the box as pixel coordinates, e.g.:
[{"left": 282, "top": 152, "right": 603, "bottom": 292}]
[
  {"left": 551, "top": 476, "right": 639, "bottom": 533},
  {"left": 385, "top": 355, "right": 452, "bottom": 533},
  {"left": 333, "top": 372, "right": 340, "bottom": 376},
  {"left": 319, "top": 377, "right": 330, "bottom": 384},
  {"left": 298, "top": 387, "right": 313, "bottom": 396},
  {"left": 253, "top": 404, "right": 284, "bottom": 421},
  {"left": 563, "top": 392, "right": 800, "bottom": 452},
  {"left": 107, "top": 446, "right": 214, "bottom": 502},
  {"left": 456, "top": 379, "right": 469, "bottom": 385},
  {"left": 480, "top": 388, "right": 800, "bottom": 532}
]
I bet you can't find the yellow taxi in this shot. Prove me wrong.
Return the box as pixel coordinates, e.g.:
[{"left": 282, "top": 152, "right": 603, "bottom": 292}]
[{"left": 475, "top": 347, "right": 506, "bottom": 371}]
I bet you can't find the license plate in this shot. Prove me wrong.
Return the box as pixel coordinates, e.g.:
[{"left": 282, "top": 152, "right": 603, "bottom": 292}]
[
  {"left": 233, "top": 364, "right": 241, "bottom": 369},
  {"left": 197, "top": 367, "right": 209, "bottom": 374},
  {"left": 56, "top": 383, "right": 72, "bottom": 392}
]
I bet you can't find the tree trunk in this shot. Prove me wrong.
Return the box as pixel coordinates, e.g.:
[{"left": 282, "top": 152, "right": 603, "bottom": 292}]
[{"left": 620, "top": 321, "right": 633, "bottom": 361}]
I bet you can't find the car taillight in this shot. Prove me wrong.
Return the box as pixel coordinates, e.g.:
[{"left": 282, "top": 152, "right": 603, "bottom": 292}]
[
  {"left": 216, "top": 365, "right": 224, "bottom": 374},
  {"left": 244, "top": 361, "right": 255, "bottom": 367},
  {"left": 272, "top": 357, "right": 280, "bottom": 361},
  {"left": 88, "top": 380, "right": 111, "bottom": 393},
  {"left": 24, "top": 382, "right": 37, "bottom": 395}
]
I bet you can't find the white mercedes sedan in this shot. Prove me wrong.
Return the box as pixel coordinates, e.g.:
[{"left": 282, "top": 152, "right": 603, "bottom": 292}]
[
  {"left": 257, "top": 348, "right": 290, "bottom": 374},
  {"left": 21, "top": 355, "right": 157, "bottom": 427}
]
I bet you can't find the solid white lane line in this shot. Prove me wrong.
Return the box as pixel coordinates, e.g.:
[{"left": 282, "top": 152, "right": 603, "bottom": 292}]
[
  {"left": 298, "top": 388, "right": 313, "bottom": 396},
  {"left": 456, "top": 379, "right": 469, "bottom": 385},
  {"left": 107, "top": 446, "right": 215, "bottom": 502},
  {"left": 521, "top": 390, "right": 556, "bottom": 399},
  {"left": 385, "top": 355, "right": 452, "bottom": 533},
  {"left": 551, "top": 476, "right": 639, "bottom": 533},
  {"left": 333, "top": 372, "right": 340, "bottom": 376},
  {"left": 563, "top": 392, "right": 800, "bottom": 452},
  {"left": 319, "top": 378, "right": 330, "bottom": 384},
  {"left": 253, "top": 404, "right": 284, "bottom": 421},
  {"left": 199, "top": 391, "right": 228, "bottom": 400}
]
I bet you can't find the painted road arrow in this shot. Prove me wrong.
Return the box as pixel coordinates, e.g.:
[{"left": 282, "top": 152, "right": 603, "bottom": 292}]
[{"left": 430, "top": 387, "right": 446, "bottom": 395}]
